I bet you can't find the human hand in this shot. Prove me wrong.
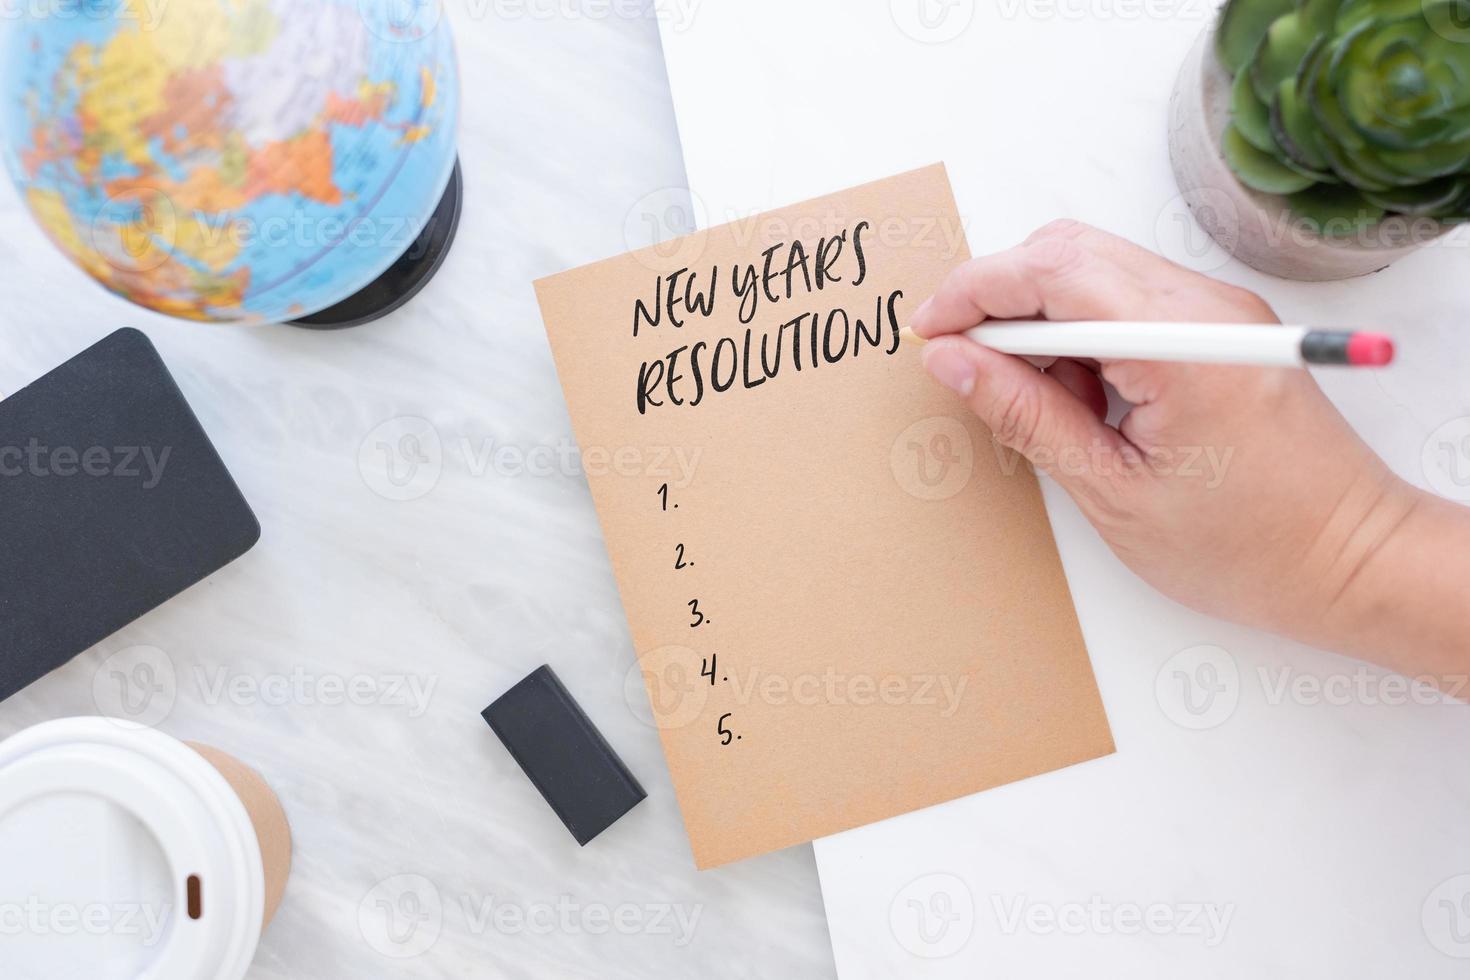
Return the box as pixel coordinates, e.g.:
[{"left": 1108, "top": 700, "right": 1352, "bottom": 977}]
[{"left": 912, "top": 219, "right": 1423, "bottom": 658}]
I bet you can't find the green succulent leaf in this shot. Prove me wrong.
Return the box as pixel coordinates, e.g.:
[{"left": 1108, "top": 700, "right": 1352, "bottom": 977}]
[
  {"left": 1299, "top": 0, "right": 1345, "bottom": 31},
  {"left": 1443, "top": 188, "right": 1470, "bottom": 221},
  {"left": 1306, "top": 26, "right": 1426, "bottom": 188},
  {"left": 1218, "top": 0, "right": 1297, "bottom": 74},
  {"left": 1282, "top": 155, "right": 1343, "bottom": 181},
  {"left": 1251, "top": 11, "right": 1324, "bottom": 103},
  {"left": 1271, "top": 75, "right": 1335, "bottom": 171},
  {"left": 1335, "top": 0, "right": 1423, "bottom": 32},
  {"left": 1333, "top": 13, "right": 1470, "bottom": 150},
  {"left": 1423, "top": 1, "right": 1470, "bottom": 68},
  {"left": 1224, "top": 123, "right": 1321, "bottom": 192},
  {"left": 1286, "top": 184, "right": 1387, "bottom": 234},
  {"left": 1362, "top": 175, "right": 1468, "bottom": 213},
  {"left": 1432, "top": 177, "right": 1470, "bottom": 221},
  {"left": 1234, "top": 68, "right": 1285, "bottom": 152},
  {"left": 1317, "top": 134, "right": 1409, "bottom": 188},
  {"left": 1303, "top": 30, "right": 1370, "bottom": 155},
  {"left": 1377, "top": 137, "right": 1470, "bottom": 178}
]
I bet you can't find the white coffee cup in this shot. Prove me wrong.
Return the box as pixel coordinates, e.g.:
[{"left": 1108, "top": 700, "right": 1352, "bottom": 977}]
[{"left": 0, "top": 717, "right": 291, "bottom": 980}]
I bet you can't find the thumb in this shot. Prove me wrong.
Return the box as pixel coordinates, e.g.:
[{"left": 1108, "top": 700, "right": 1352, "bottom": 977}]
[{"left": 920, "top": 335, "right": 1136, "bottom": 495}]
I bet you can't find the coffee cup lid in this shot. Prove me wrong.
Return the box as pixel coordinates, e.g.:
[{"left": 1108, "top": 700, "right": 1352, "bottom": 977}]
[{"left": 0, "top": 718, "right": 265, "bottom": 980}]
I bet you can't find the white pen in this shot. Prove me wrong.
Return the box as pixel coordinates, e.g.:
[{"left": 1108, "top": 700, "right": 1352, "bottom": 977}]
[{"left": 902, "top": 321, "right": 1396, "bottom": 367}]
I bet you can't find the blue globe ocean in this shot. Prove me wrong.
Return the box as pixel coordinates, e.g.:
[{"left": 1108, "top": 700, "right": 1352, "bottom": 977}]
[{"left": 1, "top": 0, "right": 459, "bottom": 323}]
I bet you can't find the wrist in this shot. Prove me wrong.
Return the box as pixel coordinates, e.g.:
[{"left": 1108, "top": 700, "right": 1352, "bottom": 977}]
[
  {"left": 1294, "top": 467, "right": 1421, "bottom": 656},
  {"left": 1311, "top": 479, "right": 1470, "bottom": 677}
]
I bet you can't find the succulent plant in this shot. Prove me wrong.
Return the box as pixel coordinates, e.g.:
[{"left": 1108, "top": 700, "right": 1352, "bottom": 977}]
[{"left": 1216, "top": 0, "right": 1470, "bottom": 233}]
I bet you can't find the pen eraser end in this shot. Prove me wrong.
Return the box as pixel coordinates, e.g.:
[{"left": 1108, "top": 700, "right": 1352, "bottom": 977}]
[
  {"left": 1348, "top": 332, "right": 1395, "bottom": 367},
  {"left": 482, "top": 665, "right": 646, "bottom": 846}
]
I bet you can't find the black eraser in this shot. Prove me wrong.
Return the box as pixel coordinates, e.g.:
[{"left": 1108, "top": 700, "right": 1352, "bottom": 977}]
[
  {"left": 0, "top": 328, "right": 260, "bottom": 703},
  {"left": 483, "top": 665, "right": 646, "bottom": 846}
]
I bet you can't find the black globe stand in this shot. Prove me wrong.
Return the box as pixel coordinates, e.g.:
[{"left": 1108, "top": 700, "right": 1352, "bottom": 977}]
[{"left": 289, "top": 158, "right": 463, "bottom": 329}]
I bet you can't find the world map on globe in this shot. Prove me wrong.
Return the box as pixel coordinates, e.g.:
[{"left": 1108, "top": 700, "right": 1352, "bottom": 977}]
[{"left": 1, "top": 0, "right": 459, "bottom": 323}]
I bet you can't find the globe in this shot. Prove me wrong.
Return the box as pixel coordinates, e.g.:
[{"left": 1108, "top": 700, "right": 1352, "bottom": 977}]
[{"left": 1, "top": 0, "right": 461, "bottom": 325}]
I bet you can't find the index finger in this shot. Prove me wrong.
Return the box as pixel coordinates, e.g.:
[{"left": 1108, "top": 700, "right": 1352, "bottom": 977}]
[
  {"left": 1024, "top": 219, "right": 1210, "bottom": 285},
  {"left": 910, "top": 236, "right": 1151, "bottom": 339}
]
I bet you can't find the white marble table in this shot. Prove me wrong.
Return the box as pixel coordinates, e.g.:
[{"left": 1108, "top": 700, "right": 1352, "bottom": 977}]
[
  {"left": 656, "top": 1, "right": 1470, "bottom": 977},
  {"left": 0, "top": 4, "right": 833, "bottom": 977}
]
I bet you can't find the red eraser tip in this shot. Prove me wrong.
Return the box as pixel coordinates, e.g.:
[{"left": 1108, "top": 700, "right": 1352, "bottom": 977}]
[{"left": 1348, "top": 332, "right": 1395, "bottom": 367}]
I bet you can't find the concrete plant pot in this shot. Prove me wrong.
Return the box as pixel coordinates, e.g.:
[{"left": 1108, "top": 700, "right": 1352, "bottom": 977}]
[{"left": 1168, "top": 25, "right": 1453, "bottom": 281}]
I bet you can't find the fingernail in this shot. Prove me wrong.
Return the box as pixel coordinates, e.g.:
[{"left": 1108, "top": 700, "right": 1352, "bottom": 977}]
[{"left": 922, "top": 343, "right": 975, "bottom": 396}]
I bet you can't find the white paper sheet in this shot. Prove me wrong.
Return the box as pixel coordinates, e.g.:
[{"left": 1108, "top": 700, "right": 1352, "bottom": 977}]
[{"left": 656, "top": 1, "right": 1470, "bottom": 976}]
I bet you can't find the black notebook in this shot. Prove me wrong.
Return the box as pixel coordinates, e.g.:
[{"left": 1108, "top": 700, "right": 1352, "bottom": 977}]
[{"left": 0, "top": 328, "right": 260, "bottom": 703}]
